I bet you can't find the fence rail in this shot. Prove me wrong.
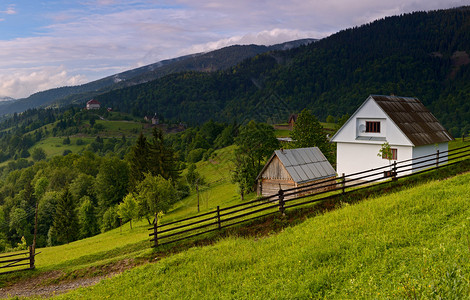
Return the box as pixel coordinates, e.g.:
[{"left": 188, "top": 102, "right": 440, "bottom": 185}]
[
  {"left": 0, "top": 246, "right": 39, "bottom": 275},
  {"left": 149, "top": 145, "right": 470, "bottom": 247}
]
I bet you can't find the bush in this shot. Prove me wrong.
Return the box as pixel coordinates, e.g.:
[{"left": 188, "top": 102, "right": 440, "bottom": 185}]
[
  {"left": 187, "top": 148, "right": 206, "bottom": 163},
  {"left": 76, "top": 138, "right": 85, "bottom": 145},
  {"left": 101, "top": 205, "right": 120, "bottom": 233},
  {"left": 32, "top": 147, "right": 47, "bottom": 161}
]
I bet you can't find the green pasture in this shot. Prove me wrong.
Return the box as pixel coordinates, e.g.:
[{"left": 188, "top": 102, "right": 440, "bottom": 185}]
[
  {"left": 0, "top": 139, "right": 469, "bottom": 297},
  {"left": 33, "top": 137, "right": 94, "bottom": 157},
  {"left": 167, "top": 146, "right": 255, "bottom": 222},
  {"left": 58, "top": 171, "right": 470, "bottom": 299},
  {"left": 94, "top": 120, "right": 146, "bottom": 136}
]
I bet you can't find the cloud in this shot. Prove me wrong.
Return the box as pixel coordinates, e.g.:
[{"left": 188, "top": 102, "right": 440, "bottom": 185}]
[
  {"left": 0, "top": 0, "right": 466, "bottom": 98},
  {"left": 0, "top": 66, "right": 88, "bottom": 99},
  {"left": 179, "top": 29, "right": 322, "bottom": 56},
  {"left": 0, "top": 4, "right": 16, "bottom": 15}
]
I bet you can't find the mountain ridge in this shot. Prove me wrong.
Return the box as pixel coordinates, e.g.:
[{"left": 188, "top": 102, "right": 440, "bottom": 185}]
[
  {"left": 0, "top": 39, "right": 315, "bottom": 117},
  {"left": 93, "top": 7, "right": 470, "bottom": 135}
]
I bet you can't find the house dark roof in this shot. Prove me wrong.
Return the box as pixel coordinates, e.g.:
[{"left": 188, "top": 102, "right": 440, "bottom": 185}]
[
  {"left": 371, "top": 95, "right": 453, "bottom": 146},
  {"left": 288, "top": 114, "right": 298, "bottom": 123},
  {"left": 87, "top": 99, "right": 100, "bottom": 105},
  {"left": 257, "top": 147, "right": 336, "bottom": 184}
]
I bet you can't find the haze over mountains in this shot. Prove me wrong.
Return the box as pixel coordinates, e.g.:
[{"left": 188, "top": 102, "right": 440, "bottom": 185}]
[
  {"left": 1, "top": 6, "right": 469, "bottom": 136},
  {"left": 0, "top": 39, "right": 315, "bottom": 117}
]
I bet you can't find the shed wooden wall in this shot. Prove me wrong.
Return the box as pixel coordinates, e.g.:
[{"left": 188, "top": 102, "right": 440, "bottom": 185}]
[
  {"left": 258, "top": 156, "right": 295, "bottom": 197},
  {"left": 296, "top": 176, "right": 336, "bottom": 197}
]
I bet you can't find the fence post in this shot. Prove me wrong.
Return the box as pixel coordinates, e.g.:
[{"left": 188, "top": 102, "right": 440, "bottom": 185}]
[
  {"left": 29, "top": 245, "right": 35, "bottom": 270},
  {"left": 278, "top": 188, "right": 285, "bottom": 216},
  {"left": 436, "top": 150, "right": 440, "bottom": 167},
  {"left": 392, "top": 161, "right": 397, "bottom": 181},
  {"left": 341, "top": 173, "right": 345, "bottom": 194},
  {"left": 153, "top": 212, "right": 158, "bottom": 247},
  {"left": 217, "top": 206, "right": 221, "bottom": 230}
]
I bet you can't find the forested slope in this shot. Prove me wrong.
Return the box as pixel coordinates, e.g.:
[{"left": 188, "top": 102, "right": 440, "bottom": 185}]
[{"left": 97, "top": 7, "right": 470, "bottom": 135}]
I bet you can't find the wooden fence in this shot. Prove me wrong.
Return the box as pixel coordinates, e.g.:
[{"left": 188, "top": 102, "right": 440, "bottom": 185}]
[
  {"left": 0, "top": 246, "right": 39, "bottom": 275},
  {"left": 149, "top": 144, "right": 470, "bottom": 247}
]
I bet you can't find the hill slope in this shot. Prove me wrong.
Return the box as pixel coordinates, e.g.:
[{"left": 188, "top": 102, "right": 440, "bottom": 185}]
[
  {"left": 95, "top": 7, "right": 470, "bottom": 135},
  {"left": 57, "top": 171, "right": 470, "bottom": 299},
  {"left": 0, "top": 39, "right": 315, "bottom": 117}
]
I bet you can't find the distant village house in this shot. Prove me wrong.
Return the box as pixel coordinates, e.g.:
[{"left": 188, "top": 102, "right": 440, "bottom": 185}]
[
  {"left": 86, "top": 99, "right": 101, "bottom": 110},
  {"left": 144, "top": 113, "right": 159, "bottom": 125},
  {"left": 288, "top": 114, "right": 298, "bottom": 129}
]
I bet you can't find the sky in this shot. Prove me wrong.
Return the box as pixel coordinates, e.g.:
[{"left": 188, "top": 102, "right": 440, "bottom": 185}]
[{"left": 0, "top": 0, "right": 467, "bottom": 99}]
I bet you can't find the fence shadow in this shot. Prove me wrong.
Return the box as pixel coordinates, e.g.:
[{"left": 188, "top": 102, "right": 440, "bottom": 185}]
[{"left": 149, "top": 145, "right": 470, "bottom": 248}]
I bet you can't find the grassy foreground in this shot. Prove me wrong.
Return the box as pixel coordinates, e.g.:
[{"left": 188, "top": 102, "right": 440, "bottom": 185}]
[{"left": 57, "top": 171, "right": 470, "bottom": 299}]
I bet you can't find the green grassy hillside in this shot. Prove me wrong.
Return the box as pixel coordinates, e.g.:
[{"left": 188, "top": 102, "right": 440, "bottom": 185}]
[{"left": 56, "top": 170, "right": 470, "bottom": 299}]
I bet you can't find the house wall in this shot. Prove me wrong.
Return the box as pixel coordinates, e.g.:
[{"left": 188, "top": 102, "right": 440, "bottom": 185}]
[
  {"left": 412, "top": 142, "right": 448, "bottom": 172},
  {"left": 336, "top": 142, "right": 413, "bottom": 180},
  {"left": 86, "top": 104, "right": 100, "bottom": 110}
]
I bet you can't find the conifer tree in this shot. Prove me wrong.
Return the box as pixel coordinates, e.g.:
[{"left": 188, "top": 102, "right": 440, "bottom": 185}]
[
  {"left": 52, "top": 187, "right": 78, "bottom": 244},
  {"left": 127, "top": 132, "right": 150, "bottom": 191},
  {"left": 148, "top": 127, "right": 181, "bottom": 182}
]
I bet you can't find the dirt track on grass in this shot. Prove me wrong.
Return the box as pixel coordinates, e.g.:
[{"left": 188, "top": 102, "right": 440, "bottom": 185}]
[{"left": 0, "top": 259, "right": 137, "bottom": 299}]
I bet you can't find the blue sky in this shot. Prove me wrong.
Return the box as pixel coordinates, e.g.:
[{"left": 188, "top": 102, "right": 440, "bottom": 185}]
[{"left": 0, "top": 0, "right": 466, "bottom": 99}]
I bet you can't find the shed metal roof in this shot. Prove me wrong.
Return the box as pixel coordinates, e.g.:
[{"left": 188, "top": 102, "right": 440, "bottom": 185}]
[
  {"left": 257, "top": 147, "right": 336, "bottom": 184},
  {"left": 371, "top": 95, "right": 453, "bottom": 146}
]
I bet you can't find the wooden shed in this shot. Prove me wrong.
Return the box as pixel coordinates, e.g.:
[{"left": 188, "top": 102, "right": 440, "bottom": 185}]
[{"left": 256, "top": 147, "right": 336, "bottom": 198}]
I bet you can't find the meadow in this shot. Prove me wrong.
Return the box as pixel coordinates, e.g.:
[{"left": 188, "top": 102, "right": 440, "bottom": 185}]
[
  {"left": 0, "top": 136, "right": 468, "bottom": 298},
  {"left": 57, "top": 170, "right": 470, "bottom": 299}
]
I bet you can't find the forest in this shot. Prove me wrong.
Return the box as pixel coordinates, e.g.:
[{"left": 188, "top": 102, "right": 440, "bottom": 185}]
[
  {"left": 0, "top": 105, "right": 252, "bottom": 251},
  {"left": 95, "top": 7, "right": 470, "bottom": 136}
]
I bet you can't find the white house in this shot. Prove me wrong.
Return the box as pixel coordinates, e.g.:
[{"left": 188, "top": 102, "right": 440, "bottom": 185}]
[
  {"left": 86, "top": 99, "right": 101, "bottom": 110},
  {"left": 330, "top": 95, "right": 453, "bottom": 180}
]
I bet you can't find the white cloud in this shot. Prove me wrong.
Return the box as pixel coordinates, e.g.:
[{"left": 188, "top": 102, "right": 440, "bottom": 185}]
[
  {"left": 0, "top": 66, "right": 88, "bottom": 99},
  {"left": 0, "top": 4, "right": 16, "bottom": 15},
  {"left": 0, "top": 0, "right": 466, "bottom": 98},
  {"left": 179, "top": 29, "right": 323, "bottom": 56}
]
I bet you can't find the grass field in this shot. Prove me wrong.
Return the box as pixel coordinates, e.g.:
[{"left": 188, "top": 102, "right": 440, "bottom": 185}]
[
  {"left": 57, "top": 170, "right": 470, "bottom": 299},
  {"left": 33, "top": 137, "right": 95, "bottom": 157},
  {"left": 1, "top": 139, "right": 469, "bottom": 297}
]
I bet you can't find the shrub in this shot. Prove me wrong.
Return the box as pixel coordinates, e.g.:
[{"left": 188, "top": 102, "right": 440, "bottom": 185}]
[
  {"left": 187, "top": 148, "right": 206, "bottom": 163},
  {"left": 101, "top": 205, "right": 120, "bottom": 233}
]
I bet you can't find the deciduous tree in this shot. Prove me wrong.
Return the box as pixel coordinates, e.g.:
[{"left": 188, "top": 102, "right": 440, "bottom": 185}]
[
  {"left": 231, "top": 121, "right": 279, "bottom": 199},
  {"left": 290, "top": 109, "right": 334, "bottom": 163}
]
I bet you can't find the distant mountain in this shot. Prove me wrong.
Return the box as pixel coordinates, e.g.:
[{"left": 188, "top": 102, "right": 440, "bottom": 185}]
[
  {"left": 94, "top": 7, "right": 470, "bottom": 136},
  {"left": 0, "top": 39, "right": 315, "bottom": 117},
  {"left": 0, "top": 96, "right": 15, "bottom": 102}
]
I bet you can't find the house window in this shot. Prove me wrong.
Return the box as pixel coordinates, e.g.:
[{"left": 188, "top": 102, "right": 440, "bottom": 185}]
[
  {"left": 382, "top": 148, "right": 397, "bottom": 160},
  {"left": 366, "top": 121, "right": 380, "bottom": 133}
]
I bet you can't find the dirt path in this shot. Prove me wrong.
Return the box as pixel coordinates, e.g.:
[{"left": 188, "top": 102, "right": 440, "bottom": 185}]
[
  {"left": 0, "top": 273, "right": 110, "bottom": 298},
  {"left": 0, "top": 259, "right": 138, "bottom": 299}
]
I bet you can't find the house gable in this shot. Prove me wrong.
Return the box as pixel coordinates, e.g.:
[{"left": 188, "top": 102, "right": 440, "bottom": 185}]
[
  {"left": 331, "top": 96, "right": 412, "bottom": 146},
  {"left": 259, "top": 155, "right": 293, "bottom": 181}
]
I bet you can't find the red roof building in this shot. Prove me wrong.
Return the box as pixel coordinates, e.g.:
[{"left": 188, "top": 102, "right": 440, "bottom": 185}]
[{"left": 86, "top": 99, "right": 101, "bottom": 110}]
